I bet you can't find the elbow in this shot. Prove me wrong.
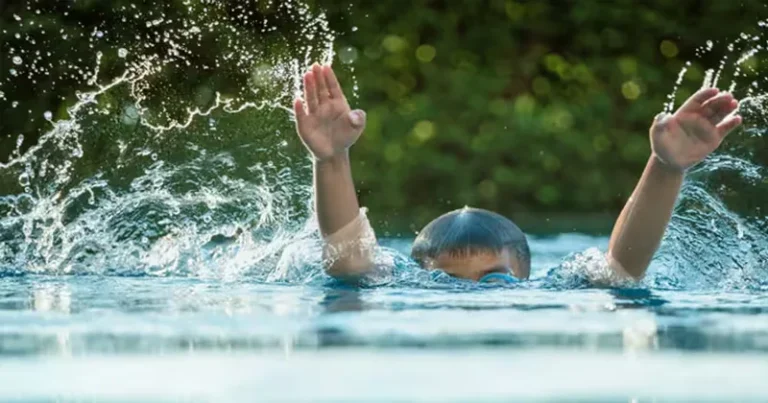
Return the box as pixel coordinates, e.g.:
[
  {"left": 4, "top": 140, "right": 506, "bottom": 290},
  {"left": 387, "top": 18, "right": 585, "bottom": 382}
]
[
  {"left": 606, "top": 250, "right": 648, "bottom": 281},
  {"left": 322, "top": 241, "right": 376, "bottom": 281},
  {"left": 324, "top": 255, "right": 374, "bottom": 279}
]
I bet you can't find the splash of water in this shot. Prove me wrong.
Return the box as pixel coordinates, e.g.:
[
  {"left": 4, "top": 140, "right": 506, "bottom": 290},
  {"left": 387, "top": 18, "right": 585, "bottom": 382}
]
[
  {"left": 0, "top": 0, "right": 334, "bottom": 279},
  {"left": 646, "top": 20, "right": 768, "bottom": 290}
]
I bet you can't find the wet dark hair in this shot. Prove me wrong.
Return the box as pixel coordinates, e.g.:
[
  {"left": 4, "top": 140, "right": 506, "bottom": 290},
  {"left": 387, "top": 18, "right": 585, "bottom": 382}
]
[{"left": 411, "top": 207, "right": 531, "bottom": 278}]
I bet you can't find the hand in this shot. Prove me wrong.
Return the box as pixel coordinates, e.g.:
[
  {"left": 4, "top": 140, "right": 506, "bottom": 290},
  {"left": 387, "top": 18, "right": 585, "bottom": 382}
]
[
  {"left": 651, "top": 88, "right": 742, "bottom": 171},
  {"left": 293, "top": 64, "right": 366, "bottom": 162}
]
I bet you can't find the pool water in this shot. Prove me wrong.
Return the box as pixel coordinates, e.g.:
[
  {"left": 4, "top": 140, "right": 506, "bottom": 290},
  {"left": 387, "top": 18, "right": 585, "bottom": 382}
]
[{"left": 1, "top": 234, "right": 767, "bottom": 402}]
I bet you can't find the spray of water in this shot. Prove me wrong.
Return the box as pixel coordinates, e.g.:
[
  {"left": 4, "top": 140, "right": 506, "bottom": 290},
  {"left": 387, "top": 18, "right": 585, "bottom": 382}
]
[{"left": 0, "top": 0, "right": 334, "bottom": 279}]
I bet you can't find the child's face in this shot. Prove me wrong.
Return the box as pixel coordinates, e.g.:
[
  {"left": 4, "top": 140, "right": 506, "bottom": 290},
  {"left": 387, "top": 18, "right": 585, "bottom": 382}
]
[{"left": 426, "top": 248, "right": 524, "bottom": 281}]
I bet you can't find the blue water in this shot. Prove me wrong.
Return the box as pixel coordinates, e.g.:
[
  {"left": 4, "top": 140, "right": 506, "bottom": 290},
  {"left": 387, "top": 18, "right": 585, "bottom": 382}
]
[{"left": 1, "top": 235, "right": 768, "bottom": 401}]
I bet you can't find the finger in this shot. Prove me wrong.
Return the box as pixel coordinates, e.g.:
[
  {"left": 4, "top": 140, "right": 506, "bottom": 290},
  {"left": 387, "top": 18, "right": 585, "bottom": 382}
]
[
  {"left": 323, "top": 65, "right": 343, "bottom": 99},
  {"left": 715, "top": 99, "right": 739, "bottom": 123},
  {"left": 701, "top": 93, "right": 736, "bottom": 123},
  {"left": 303, "top": 71, "right": 319, "bottom": 113},
  {"left": 716, "top": 114, "right": 742, "bottom": 138},
  {"left": 709, "top": 99, "right": 738, "bottom": 127},
  {"left": 293, "top": 98, "right": 307, "bottom": 131},
  {"left": 312, "top": 64, "right": 329, "bottom": 103},
  {"left": 679, "top": 87, "right": 720, "bottom": 112}
]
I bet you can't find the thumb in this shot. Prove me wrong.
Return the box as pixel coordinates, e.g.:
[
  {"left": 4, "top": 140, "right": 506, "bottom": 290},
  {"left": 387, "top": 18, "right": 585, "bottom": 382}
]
[
  {"left": 654, "top": 112, "right": 671, "bottom": 124},
  {"left": 651, "top": 112, "right": 671, "bottom": 133},
  {"left": 348, "top": 109, "right": 366, "bottom": 129}
]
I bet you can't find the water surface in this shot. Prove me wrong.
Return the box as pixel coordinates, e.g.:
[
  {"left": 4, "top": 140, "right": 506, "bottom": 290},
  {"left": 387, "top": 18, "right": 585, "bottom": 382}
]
[{"left": 1, "top": 235, "right": 767, "bottom": 401}]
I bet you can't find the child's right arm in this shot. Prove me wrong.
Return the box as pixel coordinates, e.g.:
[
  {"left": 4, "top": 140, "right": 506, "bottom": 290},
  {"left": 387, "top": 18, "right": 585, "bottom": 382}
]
[{"left": 294, "top": 64, "right": 376, "bottom": 279}]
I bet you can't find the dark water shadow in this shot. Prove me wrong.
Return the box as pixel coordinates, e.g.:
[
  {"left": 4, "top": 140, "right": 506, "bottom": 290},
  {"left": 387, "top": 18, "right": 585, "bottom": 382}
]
[
  {"left": 314, "top": 287, "right": 366, "bottom": 347},
  {"left": 609, "top": 287, "right": 669, "bottom": 309},
  {"left": 320, "top": 287, "right": 365, "bottom": 314}
]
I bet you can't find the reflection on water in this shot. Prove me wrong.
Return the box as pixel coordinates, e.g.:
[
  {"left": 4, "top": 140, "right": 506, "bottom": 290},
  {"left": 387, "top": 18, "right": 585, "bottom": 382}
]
[
  {"left": 1, "top": 272, "right": 766, "bottom": 356},
  {"left": 622, "top": 316, "right": 659, "bottom": 354},
  {"left": 32, "top": 282, "right": 72, "bottom": 314},
  {"left": 32, "top": 282, "right": 73, "bottom": 356},
  {"left": 321, "top": 288, "right": 364, "bottom": 314}
]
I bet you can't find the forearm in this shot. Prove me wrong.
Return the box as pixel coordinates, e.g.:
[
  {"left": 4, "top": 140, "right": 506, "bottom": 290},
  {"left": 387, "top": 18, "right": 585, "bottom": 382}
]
[
  {"left": 314, "top": 152, "right": 376, "bottom": 279},
  {"left": 314, "top": 152, "right": 360, "bottom": 237},
  {"left": 608, "top": 156, "right": 683, "bottom": 279}
]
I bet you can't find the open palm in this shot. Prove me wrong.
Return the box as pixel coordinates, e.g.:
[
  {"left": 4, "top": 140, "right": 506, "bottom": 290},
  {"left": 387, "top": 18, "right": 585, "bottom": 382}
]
[
  {"left": 651, "top": 88, "right": 742, "bottom": 171},
  {"left": 294, "top": 64, "right": 366, "bottom": 161}
]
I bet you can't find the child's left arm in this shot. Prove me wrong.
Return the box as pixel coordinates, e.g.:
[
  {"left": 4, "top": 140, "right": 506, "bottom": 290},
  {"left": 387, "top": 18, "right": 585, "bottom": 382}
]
[{"left": 607, "top": 88, "right": 742, "bottom": 280}]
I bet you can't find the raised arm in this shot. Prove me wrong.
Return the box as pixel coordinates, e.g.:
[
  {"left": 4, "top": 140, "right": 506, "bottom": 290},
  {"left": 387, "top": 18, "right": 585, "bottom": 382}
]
[
  {"left": 607, "top": 88, "right": 742, "bottom": 280},
  {"left": 294, "top": 64, "right": 376, "bottom": 278}
]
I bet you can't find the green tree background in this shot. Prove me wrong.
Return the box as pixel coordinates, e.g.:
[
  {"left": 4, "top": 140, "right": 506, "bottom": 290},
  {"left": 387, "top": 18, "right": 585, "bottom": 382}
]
[{"left": 2, "top": 0, "right": 767, "bottom": 234}]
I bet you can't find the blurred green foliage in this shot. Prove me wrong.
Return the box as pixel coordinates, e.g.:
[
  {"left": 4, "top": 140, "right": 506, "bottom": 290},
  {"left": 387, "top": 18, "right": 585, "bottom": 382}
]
[
  {"left": 2, "top": 0, "right": 768, "bottom": 233},
  {"left": 313, "top": 0, "right": 768, "bottom": 231}
]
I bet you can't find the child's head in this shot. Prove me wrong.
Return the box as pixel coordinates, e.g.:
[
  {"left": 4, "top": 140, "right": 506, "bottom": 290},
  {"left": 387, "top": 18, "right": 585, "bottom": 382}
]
[{"left": 411, "top": 207, "right": 530, "bottom": 281}]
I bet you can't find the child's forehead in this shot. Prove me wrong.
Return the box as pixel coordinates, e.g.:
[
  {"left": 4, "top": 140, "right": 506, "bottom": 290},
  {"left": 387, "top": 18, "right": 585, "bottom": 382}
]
[
  {"left": 436, "top": 248, "right": 511, "bottom": 262},
  {"left": 434, "top": 248, "right": 512, "bottom": 270}
]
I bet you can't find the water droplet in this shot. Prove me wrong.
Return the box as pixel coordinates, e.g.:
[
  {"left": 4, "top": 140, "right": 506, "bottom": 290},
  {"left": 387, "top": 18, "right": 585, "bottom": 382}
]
[
  {"left": 352, "top": 26, "right": 358, "bottom": 32},
  {"left": 339, "top": 46, "right": 358, "bottom": 64},
  {"left": 18, "top": 172, "right": 30, "bottom": 187},
  {"left": 118, "top": 48, "right": 128, "bottom": 58},
  {"left": 147, "top": 18, "right": 164, "bottom": 27},
  {"left": 706, "top": 40, "right": 713, "bottom": 50},
  {"left": 9, "top": 69, "right": 17, "bottom": 76},
  {"left": 43, "top": 111, "right": 52, "bottom": 120},
  {"left": 95, "top": 31, "right": 104, "bottom": 38},
  {"left": 12, "top": 56, "right": 22, "bottom": 65},
  {"left": 13, "top": 14, "right": 21, "bottom": 21},
  {"left": 121, "top": 105, "right": 140, "bottom": 125},
  {"left": 11, "top": 101, "right": 18, "bottom": 108}
]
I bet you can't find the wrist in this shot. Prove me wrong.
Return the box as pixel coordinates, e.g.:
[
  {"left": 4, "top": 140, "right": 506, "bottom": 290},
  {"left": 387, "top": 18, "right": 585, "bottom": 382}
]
[
  {"left": 314, "top": 151, "right": 351, "bottom": 170},
  {"left": 649, "top": 153, "right": 685, "bottom": 177}
]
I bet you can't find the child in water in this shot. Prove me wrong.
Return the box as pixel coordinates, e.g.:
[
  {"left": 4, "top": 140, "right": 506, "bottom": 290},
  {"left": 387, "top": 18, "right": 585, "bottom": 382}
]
[{"left": 293, "top": 64, "right": 742, "bottom": 284}]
